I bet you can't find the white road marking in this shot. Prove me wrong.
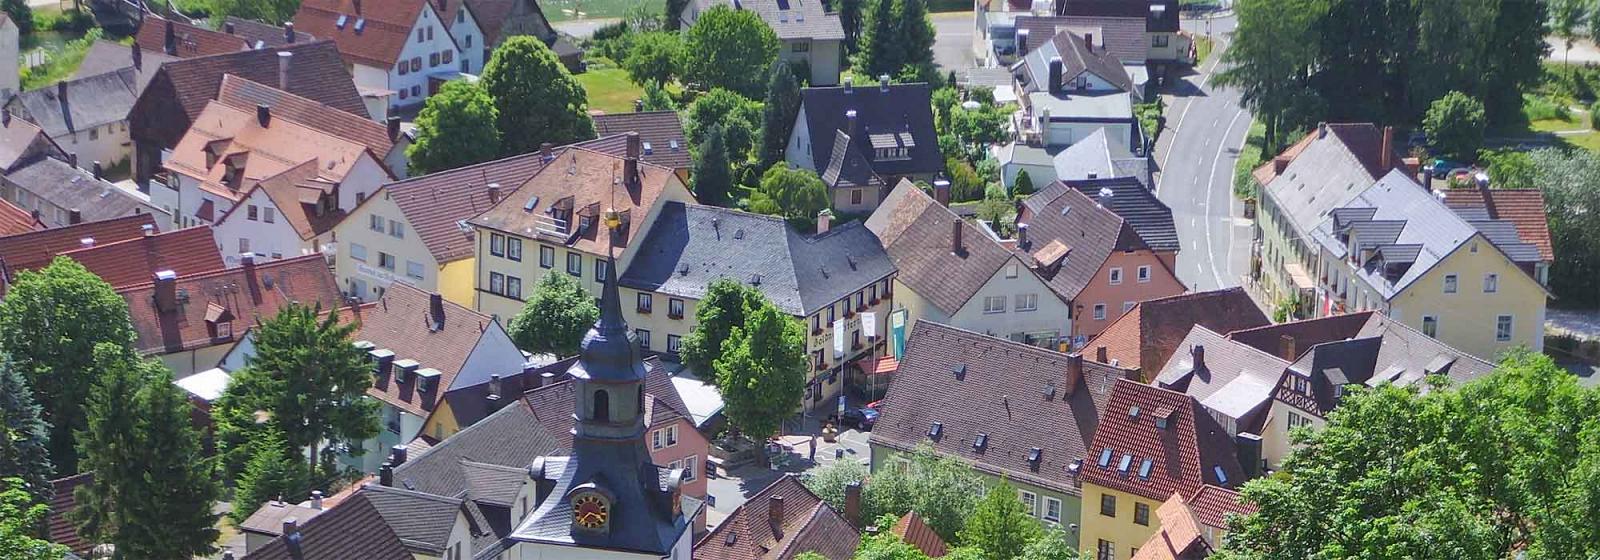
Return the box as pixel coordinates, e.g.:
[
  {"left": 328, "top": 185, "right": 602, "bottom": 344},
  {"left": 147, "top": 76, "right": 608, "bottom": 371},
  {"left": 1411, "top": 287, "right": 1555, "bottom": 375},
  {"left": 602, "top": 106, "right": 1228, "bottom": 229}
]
[
  {"left": 1205, "top": 109, "right": 1247, "bottom": 289},
  {"left": 1156, "top": 37, "right": 1231, "bottom": 194}
]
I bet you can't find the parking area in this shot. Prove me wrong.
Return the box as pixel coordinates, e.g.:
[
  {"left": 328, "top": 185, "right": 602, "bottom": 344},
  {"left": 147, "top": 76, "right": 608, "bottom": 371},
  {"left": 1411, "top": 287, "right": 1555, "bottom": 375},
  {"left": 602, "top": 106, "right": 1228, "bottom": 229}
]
[
  {"left": 703, "top": 426, "right": 872, "bottom": 529},
  {"left": 932, "top": 11, "right": 978, "bottom": 77}
]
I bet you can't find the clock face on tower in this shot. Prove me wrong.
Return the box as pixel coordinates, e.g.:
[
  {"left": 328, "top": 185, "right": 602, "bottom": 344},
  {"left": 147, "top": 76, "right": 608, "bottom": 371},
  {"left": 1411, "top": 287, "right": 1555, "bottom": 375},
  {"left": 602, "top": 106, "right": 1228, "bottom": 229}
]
[{"left": 574, "top": 494, "right": 610, "bottom": 530}]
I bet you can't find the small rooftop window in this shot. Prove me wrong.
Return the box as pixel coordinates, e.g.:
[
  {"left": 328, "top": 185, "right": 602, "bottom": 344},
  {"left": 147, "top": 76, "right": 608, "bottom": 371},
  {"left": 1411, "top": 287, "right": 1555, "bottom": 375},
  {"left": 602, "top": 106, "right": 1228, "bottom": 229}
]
[
  {"left": 1128, "top": 405, "right": 1140, "bottom": 419},
  {"left": 1214, "top": 466, "right": 1229, "bottom": 485},
  {"left": 1097, "top": 448, "right": 1112, "bottom": 467},
  {"left": 952, "top": 364, "right": 966, "bottom": 378},
  {"left": 973, "top": 433, "right": 988, "bottom": 452},
  {"left": 1027, "top": 447, "right": 1042, "bottom": 464},
  {"left": 928, "top": 422, "right": 943, "bottom": 439},
  {"left": 1117, "top": 454, "right": 1132, "bottom": 473},
  {"left": 1138, "top": 459, "right": 1153, "bottom": 479}
]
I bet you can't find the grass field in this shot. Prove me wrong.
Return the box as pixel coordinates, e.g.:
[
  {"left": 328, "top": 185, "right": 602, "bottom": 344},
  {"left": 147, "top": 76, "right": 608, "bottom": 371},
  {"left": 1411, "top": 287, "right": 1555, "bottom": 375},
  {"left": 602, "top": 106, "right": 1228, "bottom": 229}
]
[
  {"left": 577, "top": 66, "right": 645, "bottom": 114},
  {"left": 543, "top": 0, "right": 638, "bottom": 21}
]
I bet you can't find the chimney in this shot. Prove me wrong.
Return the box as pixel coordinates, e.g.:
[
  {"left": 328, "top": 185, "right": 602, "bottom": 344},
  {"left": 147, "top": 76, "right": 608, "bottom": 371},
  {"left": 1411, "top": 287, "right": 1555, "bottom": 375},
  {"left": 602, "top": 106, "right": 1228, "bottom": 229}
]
[
  {"left": 539, "top": 371, "right": 556, "bottom": 387},
  {"left": 878, "top": 74, "right": 890, "bottom": 92},
  {"left": 540, "top": 142, "right": 554, "bottom": 162},
  {"left": 224, "top": 21, "right": 235, "bottom": 34},
  {"left": 240, "top": 252, "right": 256, "bottom": 272},
  {"left": 131, "top": 43, "right": 142, "bottom": 70},
  {"left": 845, "top": 109, "right": 858, "bottom": 139},
  {"left": 844, "top": 482, "right": 862, "bottom": 527},
  {"left": 1095, "top": 345, "right": 1108, "bottom": 363},
  {"left": 67, "top": 152, "right": 77, "bottom": 168},
  {"left": 390, "top": 445, "right": 408, "bottom": 467},
  {"left": 1047, "top": 56, "right": 1063, "bottom": 94},
  {"left": 379, "top": 462, "right": 393, "bottom": 486},
  {"left": 624, "top": 132, "right": 641, "bottom": 186},
  {"left": 487, "top": 183, "right": 501, "bottom": 204},
  {"left": 68, "top": 209, "right": 81, "bottom": 224},
  {"left": 1403, "top": 156, "right": 1422, "bottom": 182},
  {"left": 634, "top": 98, "right": 644, "bottom": 112},
  {"left": 2, "top": 110, "right": 10, "bottom": 126},
  {"left": 1066, "top": 352, "right": 1083, "bottom": 386},
  {"left": 816, "top": 209, "right": 832, "bottom": 234},
  {"left": 153, "top": 270, "right": 178, "bottom": 313},
  {"left": 768, "top": 495, "right": 785, "bottom": 529},
  {"left": 79, "top": 237, "right": 94, "bottom": 249},
  {"left": 164, "top": 19, "right": 177, "bottom": 55},
  {"left": 223, "top": 551, "right": 235, "bottom": 560},
  {"left": 281, "top": 518, "right": 299, "bottom": 539},
  {"left": 92, "top": 161, "right": 102, "bottom": 180},
  {"left": 56, "top": 81, "right": 67, "bottom": 109},
  {"left": 257, "top": 104, "right": 271, "bottom": 128},
  {"left": 843, "top": 75, "right": 853, "bottom": 94},
  {"left": 1380, "top": 126, "right": 1394, "bottom": 172},
  {"left": 386, "top": 116, "right": 401, "bottom": 142},
  {"left": 277, "top": 51, "right": 292, "bottom": 91},
  {"left": 489, "top": 373, "right": 503, "bottom": 398},
  {"left": 1084, "top": 32, "right": 1094, "bottom": 52},
  {"left": 1017, "top": 29, "right": 1029, "bottom": 55},
  {"left": 353, "top": 0, "right": 362, "bottom": 14},
  {"left": 284, "top": 22, "right": 296, "bottom": 43},
  {"left": 1317, "top": 122, "right": 1328, "bottom": 139},
  {"left": 1016, "top": 222, "right": 1029, "bottom": 248},
  {"left": 1272, "top": 155, "right": 1289, "bottom": 174},
  {"left": 142, "top": 224, "right": 155, "bottom": 236},
  {"left": 1278, "top": 335, "right": 1296, "bottom": 361},
  {"left": 429, "top": 292, "right": 446, "bottom": 330},
  {"left": 1191, "top": 344, "right": 1205, "bottom": 371},
  {"left": 310, "top": 490, "right": 324, "bottom": 510},
  {"left": 950, "top": 218, "right": 963, "bottom": 254},
  {"left": 933, "top": 178, "right": 950, "bottom": 206},
  {"left": 1236, "top": 432, "right": 1263, "bottom": 480}
]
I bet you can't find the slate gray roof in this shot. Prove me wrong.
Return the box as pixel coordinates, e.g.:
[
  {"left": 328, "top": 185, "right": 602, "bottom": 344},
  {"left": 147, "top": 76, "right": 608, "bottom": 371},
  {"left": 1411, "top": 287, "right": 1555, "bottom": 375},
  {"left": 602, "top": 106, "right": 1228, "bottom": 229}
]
[
  {"left": 1155, "top": 326, "right": 1288, "bottom": 428},
  {"left": 1017, "top": 181, "right": 1144, "bottom": 301},
  {"left": 1262, "top": 124, "right": 1399, "bottom": 234},
  {"left": 1061, "top": 176, "right": 1178, "bottom": 251},
  {"left": 820, "top": 130, "right": 884, "bottom": 190},
  {"left": 391, "top": 399, "right": 567, "bottom": 499},
  {"left": 1309, "top": 170, "right": 1541, "bottom": 299},
  {"left": 5, "top": 68, "right": 137, "bottom": 138},
  {"left": 362, "top": 485, "right": 465, "bottom": 555},
  {"left": 1281, "top": 312, "right": 1495, "bottom": 416},
  {"left": 871, "top": 320, "right": 1134, "bottom": 495},
  {"left": 1013, "top": 28, "right": 1134, "bottom": 95},
  {"left": 223, "top": 17, "right": 315, "bottom": 47},
  {"left": 1051, "top": 127, "right": 1149, "bottom": 188},
  {"left": 866, "top": 181, "right": 1028, "bottom": 315},
  {"left": 4, "top": 157, "right": 164, "bottom": 222},
  {"left": 591, "top": 111, "right": 692, "bottom": 170},
  {"left": 619, "top": 202, "right": 894, "bottom": 316},
  {"left": 460, "top": 460, "right": 526, "bottom": 508},
  {"left": 1014, "top": 15, "right": 1145, "bottom": 63},
  {"left": 72, "top": 41, "right": 177, "bottom": 83},
  {"left": 696, "top": 0, "right": 846, "bottom": 40},
  {"left": 242, "top": 490, "right": 412, "bottom": 560},
  {"left": 799, "top": 83, "right": 941, "bottom": 177}
]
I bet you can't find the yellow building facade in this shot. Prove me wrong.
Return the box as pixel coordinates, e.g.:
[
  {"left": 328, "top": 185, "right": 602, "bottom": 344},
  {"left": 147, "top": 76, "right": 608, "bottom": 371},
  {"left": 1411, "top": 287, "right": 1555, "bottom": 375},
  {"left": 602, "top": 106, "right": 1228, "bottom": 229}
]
[{"left": 1079, "top": 483, "right": 1164, "bottom": 560}]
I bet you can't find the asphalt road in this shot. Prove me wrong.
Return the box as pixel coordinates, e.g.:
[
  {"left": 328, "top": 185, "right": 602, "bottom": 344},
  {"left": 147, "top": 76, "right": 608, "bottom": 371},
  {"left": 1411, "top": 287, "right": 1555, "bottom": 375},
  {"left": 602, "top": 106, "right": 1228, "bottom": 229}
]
[
  {"left": 1154, "top": 16, "right": 1252, "bottom": 293},
  {"left": 932, "top": 11, "right": 978, "bottom": 76}
]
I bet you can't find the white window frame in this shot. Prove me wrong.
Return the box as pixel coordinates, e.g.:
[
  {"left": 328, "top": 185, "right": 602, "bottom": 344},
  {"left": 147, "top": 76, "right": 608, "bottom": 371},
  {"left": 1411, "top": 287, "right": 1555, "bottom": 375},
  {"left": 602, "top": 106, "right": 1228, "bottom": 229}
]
[
  {"left": 1496, "top": 314, "right": 1513, "bottom": 342},
  {"left": 1109, "top": 267, "right": 1123, "bottom": 285},
  {"left": 1093, "top": 304, "right": 1106, "bottom": 320},
  {"left": 1136, "top": 265, "right": 1151, "bottom": 283},
  {"left": 984, "top": 296, "right": 1006, "bottom": 314},
  {"left": 1019, "top": 490, "right": 1038, "bottom": 517},
  {"left": 1483, "top": 273, "right": 1498, "bottom": 293},
  {"left": 406, "top": 260, "right": 425, "bottom": 280},
  {"left": 1422, "top": 315, "right": 1439, "bottom": 338},
  {"left": 350, "top": 242, "right": 367, "bottom": 262},
  {"left": 1443, "top": 274, "right": 1458, "bottom": 294},
  {"left": 1014, "top": 293, "right": 1037, "bottom": 312},
  {"left": 1043, "top": 497, "right": 1062, "bottom": 524}
]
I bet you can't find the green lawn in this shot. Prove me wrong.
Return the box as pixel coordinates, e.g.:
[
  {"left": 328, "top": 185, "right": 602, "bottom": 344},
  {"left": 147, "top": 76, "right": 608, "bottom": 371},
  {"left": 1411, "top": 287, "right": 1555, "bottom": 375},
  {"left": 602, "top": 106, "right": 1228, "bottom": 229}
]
[
  {"left": 543, "top": 0, "right": 638, "bottom": 21},
  {"left": 577, "top": 67, "right": 645, "bottom": 114},
  {"left": 1195, "top": 35, "right": 1215, "bottom": 66},
  {"left": 1232, "top": 118, "right": 1267, "bottom": 200}
]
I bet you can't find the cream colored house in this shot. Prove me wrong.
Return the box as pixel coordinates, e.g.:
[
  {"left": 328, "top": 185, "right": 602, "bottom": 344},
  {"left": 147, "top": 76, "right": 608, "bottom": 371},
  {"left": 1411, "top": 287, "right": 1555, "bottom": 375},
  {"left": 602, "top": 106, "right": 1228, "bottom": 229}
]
[{"left": 468, "top": 140, "right": 695, "bottom": 321}]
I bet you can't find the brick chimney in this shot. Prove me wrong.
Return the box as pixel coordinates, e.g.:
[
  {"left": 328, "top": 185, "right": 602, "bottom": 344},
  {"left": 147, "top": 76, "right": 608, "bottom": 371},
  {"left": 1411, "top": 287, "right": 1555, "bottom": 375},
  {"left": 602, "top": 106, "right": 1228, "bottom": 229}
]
[
  {"left": 1095, "top": 345, "right": 1107, "bottom": 363},
  {"left": 1084, "top": 32, "right": 1094, "bottom": 52},
  {"left": 277, "top": 51, "right": 292, "bottom": 91},
  {"left": 1017, "top": 29, "right": 1029, "bottom": 55},
  {"left": 257, "top": 104, "right": 271, "bottom": 128},
  {"left": 624, "top": 132, "right": 641, "bottom": 187},
  {"left": 1379, "top": 125, "right": 1394, "bottom": 172},
  {"left": 768, "top": 495, "right": 785, "bottom": 532},
  {"left": 1278, "top": 335, "right": 1296, "bottom": 361},
  {"left": 281, "top": 518, "right": 299, "bottom": 540},
  {"left": 284, "top": 22, "right": 296, "bottom": 44},
  {"left": 379, "top": 462, "right": 393, "bottom": 486},
  {"left": 487, "top": 182, "right": 501, "bottom": 204},
  {"left": 131, "top": 43, "right": 142, "bottom": 71},
  {"left": 153, "top": 270, "right": 179, "bottom": 313},
  {"left": 55, "top": 81, "right": 67, "bottom": 111},
  {"left": 933, "top": 178, "right": 950, "bottom": 206},
  {"left": 540, "top": 142, "right": 554, "bottom": 162},
  {"left": 387, "top": 115, "right": 401, "bottom": 142},
  {"left": 240, "top": 252, "right": 256, "bottom": 273},
  {"left": 1066, "top": 352, "right": 1083, "bottom": 388},
  {"left": 844, "top": 482, "right": 862, "bottom": 527},
  {"left": 950, "top": 218, "right": 963, "bottom": 255},
  {"left": 429, "top": 292, "right": 446, "bottom": 331},
  {"left": 164, "top": 19, "right": 177, "bottom": 55},
  {"left": 67, "top": 152, "right": 77, "bottom": 168},
  {"left": 1016, "top": 222, "right": 1029, "bottom": 249},
  {"left": 817, "top": 209, "right": 832, "bottom": 234},
  {"left": 92, "top": 161, "right": 102, "bottom": 181},
  {"left": 224, "top": 21, "right": 235, "bottom": 34},
  {"left": 1047, "top": 56, "right": 1063, "bottom": 94}
]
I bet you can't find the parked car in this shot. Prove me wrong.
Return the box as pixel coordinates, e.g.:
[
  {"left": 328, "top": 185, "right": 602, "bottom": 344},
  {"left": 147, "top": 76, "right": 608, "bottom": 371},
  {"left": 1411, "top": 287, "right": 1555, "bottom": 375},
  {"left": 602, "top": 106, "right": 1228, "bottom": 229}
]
[{"left": 841, "top": 407, "right": 879, "bottom": 430}]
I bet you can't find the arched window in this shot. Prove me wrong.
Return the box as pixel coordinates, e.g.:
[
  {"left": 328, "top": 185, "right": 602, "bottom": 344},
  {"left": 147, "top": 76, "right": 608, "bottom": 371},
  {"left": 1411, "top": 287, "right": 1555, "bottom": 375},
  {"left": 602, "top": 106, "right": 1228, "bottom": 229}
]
[{"left": 593, "top": 389, "right": 610, "bottom": 422}]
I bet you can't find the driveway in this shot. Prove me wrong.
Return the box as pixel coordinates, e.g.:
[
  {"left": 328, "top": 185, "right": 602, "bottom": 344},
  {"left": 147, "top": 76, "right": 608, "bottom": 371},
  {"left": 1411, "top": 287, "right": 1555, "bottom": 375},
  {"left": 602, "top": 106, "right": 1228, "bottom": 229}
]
[
  {"left": 932, "top": 11, "right": 977, "bottom": 76},
  {"left": 1153, "top": 18, "right": 1252, "bottom": 293}
]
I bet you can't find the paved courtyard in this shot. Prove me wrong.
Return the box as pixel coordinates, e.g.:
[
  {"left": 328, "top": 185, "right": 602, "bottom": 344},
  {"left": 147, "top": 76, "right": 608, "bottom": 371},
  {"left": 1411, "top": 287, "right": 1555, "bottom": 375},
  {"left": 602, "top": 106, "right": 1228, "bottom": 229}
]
[{"left": 703, "top": 427, "right": 872, "bottom": 529}]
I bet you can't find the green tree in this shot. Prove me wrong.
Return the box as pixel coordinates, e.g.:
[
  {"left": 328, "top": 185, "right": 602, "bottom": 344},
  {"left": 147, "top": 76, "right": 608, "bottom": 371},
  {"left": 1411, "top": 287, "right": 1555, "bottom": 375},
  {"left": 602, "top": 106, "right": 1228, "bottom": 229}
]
[
  {"left": 408, "top": 80, "right": 501, "bottom": 175},
  {"left": 691, "top": 126, "right": 736, "bottom": 207},
  {"left": 0, "top": 355, "right": 52, "bottom": 503},
  {"left": 1477, "top": 148, "right": 1534, "bottom": 189},
  {"left": 838, "top": 0, "right": 864, "bottom": 53},
  {"left": 623, "top": 32, "right": 683, "bottom": 86},
  {"left": 949, "top": 103, "right": 1010, "bottom": 154},
  {"left": 685, "top": 88, "right": 764, "bottom": 162},
  {"left": 713, "top": 300, "right": 806, "bottom": 440},
  {"left": 1213, "top": 0, "right": 1325, "bottom": 153},
  {"left": 760, "top": 61, "right": 803, "bottom": 167},
  {"left": 1530, "top": 148, "right": 1600, "bottom": 307},
  {"left": 802, "top": 459, "right": 867, "bottom": 512},
  {"left": 753, "top": 164, "right": 830, "bottom": 222},
  {"left": 679, "top": 279, "right": 762, "bottom": 381},
  {"left": 959, "top": 478, "right": 1043, "bottom": 559},
  {"left": 852, "top": 446, "right": 985, "bottom": 543},
  {"left": 213, "top": 304, "right": 377, "bottom": 479},
  {"left": 508, "top": 271, "right": 601, "bottom": 357},
  {"left": 1551, "top": 0, "right": 1590, "bottom": 68},
  {"left": 666, "top": 0, "right": 690, "bottom": 29},
  {"left": 931, "top": 87, "right": 960, "bottom": 134},
  {"left": 641, "top": 81, "right": 679, "bottom": 111},
  {"left": 855, "top": 514, "right": 934, "bottom": 560},
  {"left": 1214, "top": 351, "right": 1600, "bottom": 560},
  {"left": 482, "top": 36, "right": 596, "bottom": 157},
  {"left": 682, "top": 6, "right": 780, "bottom": 98},
  {"left": 1019, "top": 529, "right": 1088, "bottom": 560},
  {"left": 892, "top": 0, "right": 936, "bottom": 76},
  {"left": 1423, "top": 91, "right": 1487, "bottom": 162},
  {"left": 0, "top": 477, "right": 64, "bottom": 560},
  {"left": 853, "top": 0, "right": 901, "bottom": 77},
  {"left": 1012, "top": 169, "right": 1035, "bottom": 196},
  {"left": 0, "top": 256, "right": 134, "bottom": 475},
  {"left": 229, "top": 429, "right": 309, "bottom": 527},
  {"left": 204, "top": 0, "right": 299, "bottom": 30},
  {"left": 74, "top": 345, "right": 219, "bottom": 559}
]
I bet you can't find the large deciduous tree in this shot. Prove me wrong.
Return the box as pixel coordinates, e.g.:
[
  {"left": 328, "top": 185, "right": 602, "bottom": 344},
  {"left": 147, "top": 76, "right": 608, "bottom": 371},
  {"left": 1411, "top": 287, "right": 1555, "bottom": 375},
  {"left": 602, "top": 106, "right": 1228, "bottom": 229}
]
[
  {"left": 74, "top": 344, "right": 219, "bottom": 559},
  {"left": 508, "top": 271, "right": 601, "bottom": 358},
  {"left": 623, "top": 31, "right": 683, "bottom": 86},
  {"left": 0, "top": 355, "right": 52, "bottom": 504},
  {"left": 681, "top": 6, "right": 780, "bottom": 98},
  {"left": 408, "top": 80, "right": 501, "bottom": 175},
  {"left": 0, "top": 257, "right": 135, "bottom": 475},
  {"left": 1531, "top": 148, "right": 1600, "bottom": 307},
  {"left": 685, "top": 88, "right": 764, "bottom": 164},
  {"left": 751, "top": 163, "right": 829, "bottom": 223},
  {"left": 1422, "top": 91, "right": 1487, "bottom": 162},
  {"left": 213, "top": 304, "right": 377, "bottom": 480},
  {"left": 0, "top": 477, "right": 64, "bottom": 560},
  {"left": 713, "top": 301, "right": 806, "bottom": 440},
  {"left": 679, "top": 279, "right": 762, "bottom": 381},
  {"left": 958, "top": 478, "right": 1043, "bottom": 559},
  {"left": 481, "top": 36, "right": 596, "bottom": 156},
  {"left": 759, "top": 61, "right": 803, "bottom": 167},
  {"left": 1213, "top": 0, "right": 1325, "bottom": 154}
]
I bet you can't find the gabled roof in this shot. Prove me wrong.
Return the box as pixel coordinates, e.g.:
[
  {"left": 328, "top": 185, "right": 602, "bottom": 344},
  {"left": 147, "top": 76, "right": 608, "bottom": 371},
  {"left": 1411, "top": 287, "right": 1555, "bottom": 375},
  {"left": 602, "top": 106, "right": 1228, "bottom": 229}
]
[
  {"left": 5, "top": 67, "right": 138, "bottom": 138},
  {"left": 866, "top": 181, "right": 1036, "bottom": 316},
  {"left": 242, "top": 489, "right": 413, "bottom": 560},
  {"left": 871, "top": 320, "right": 1134, "bottom": 496},
  {"left": 1154, "top": 325, "right": 1288, "bottom": 425},
  {"left": 0, "top": 214, "right": 157, "bottom": 276},
  {"left": 4, "top": 157, "right": 164, "bottom": 223},
  {"left": 1257, "top": 124, "right": 1407, "bottom": 232},
  {"left": 1051, "top": 127, "right": 1149, "bottom": 188},
  {"left": 1087, "top": 288, "right": 1269, "bottom": 372},
  {"left": 1225, "top": 311, "right": 1374, "bottom": 359},
  {"left": 447, "top": 0, "right": 559, "bottom": 47},
  {"left": 134, "top": 15, "right": 251, "bottom": 58},
  {"left": 1440, "top": 187, "right": 1553, "bottom": 262},
  {"left": 294, "top": 0, "right": 433, "bottom": 68},
  {"left": 72, "top": 40, "right": 179, "bottom": 85},
  {"left": 820, "top": 130, "right": 885, "bottom": 190},
  {"left": 1130, "top": 491, "right": 1214, "bottom": 560},
  {"left": 360, "top": 484, "right": 465, "bottom": 555},
  {"left": 592, "top": 111, "right": 693, "bottom": 171},
  {"left": 1015, "top": 180, "right": 1171, "bottom": 301},
  {"left": 239, "top": 500, "right": 327, "bottom": 537},
  {"left": 1059, "top": 177, "right": 1177, "bottom": 251},
  {"left": 56, "top": 227, "right": 224, "bottom": 290},
  {"left": 1013, "top": 29, "right": 1133, "bottom": 95},
  {"left": 218, "top": 160, "right": 345, "bottom": 240},
  {"left": 1082, "top": 380, "right": 1245, "bottom": 502},
  {"left": 1058, "top": 0, "right": 1179, "bottom": 32},
  {"left": 217, "top": 75, "right": 396, "bottom": 159},
  {"left": 391, "top": 398, "right": 567, "bottom": 498},
  {"left": 695, "top": 0, "right": 846, "bottom": 41},
  {"left": 1275, "top": 312, "right": 1495, "bottom": 417},
  {"left": 891, "top": 511, "right": 948, "bottom": 558},
  {"left": 0, "top": 116, "right": 62, "bottom": 172},
  {"left": 0, "top": 198, "right": 39, "bottom": 236},
  {"left": 130, "top": 40, "right": 367, "bottom": 150},
  {"left": 120, "top": 254, "right": 346, "bottom": 355},
  {"left": 377, "top": 150, "right": 556, "bottom": 264},
  {"left": 799, "top": 83, "right": 941, "bottom": 177},
  {"left": 345, "top": 282, "right": 512, "bottom": 417},
  {"left": 619, "top": 202, "right": 894, "bottom": 316},
  {"left": 165, "top": 100, "right": 380, "bottom": 203},
  {"left": 695, "top": 475, "right": 860, "bottom": 560},
  {"left": 468, "top": 146, "right": 685, "bottom": 256},
  {"left": 1184, "top": 484, "right": 1254, "bottom": 530}
]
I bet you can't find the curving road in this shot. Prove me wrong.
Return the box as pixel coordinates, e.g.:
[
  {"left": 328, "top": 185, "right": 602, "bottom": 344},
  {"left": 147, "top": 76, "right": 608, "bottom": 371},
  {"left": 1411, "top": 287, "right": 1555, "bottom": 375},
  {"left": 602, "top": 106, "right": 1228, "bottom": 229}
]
[{"left": 1153, "top": 16, "right": 1253, "bottom": 293}]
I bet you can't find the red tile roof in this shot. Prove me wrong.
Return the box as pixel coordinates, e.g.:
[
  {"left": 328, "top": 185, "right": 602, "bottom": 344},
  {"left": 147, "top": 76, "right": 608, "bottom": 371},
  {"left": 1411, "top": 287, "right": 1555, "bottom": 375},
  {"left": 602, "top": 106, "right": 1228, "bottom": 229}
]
[
  {"left": 0, "top": 214, "right": 158, "bottom": 278},
  {"left": 1440, "top": 187, "right": 1554, "bottom": 262},
  {"left": 294, "top": 0, "right": 430, "bottom": 68},
  {"left": 341, "top": 282, "right": 502, "bottom": 417},
  {"left": 1082, "top": 380, "right": 1245, "bottom": 502},
  {"left": 134, "top": 15, "right": 251, "bottom": 58},
  {"left": 378, "top": 150, "right": 558, "bottom": 264},
  {"left": 46, "top": 472, "right": 94, "bottom": 553},
  {"left": 216, "top": 75, "right": 396, "bottom": 161},
  {"left": 1184, "top": 484, "right": 1254, "bottom": 531},
  {"left": 695, "top": 475, "right": 860, "bottom": 560},
  {"left": 0, "top": 197, "right": 40, "bottom": 235},
  {"left": 120, "top": 254, "right": 346, "bottom": 355},
  {"left": 56, "top": 227, "right": 225, "bottom": 290},
  {"left": 592, "top": 111, "right": 693, "bottom": 171},
  {"left": 1086, "top": 288, "right": 1270, "bottom": 374},
  {"left": 891, "top": 511, "right": 948, "bottom": 558},
  {"left": 1130, "top": 493, "right": 1207, "bottom": 560}
]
